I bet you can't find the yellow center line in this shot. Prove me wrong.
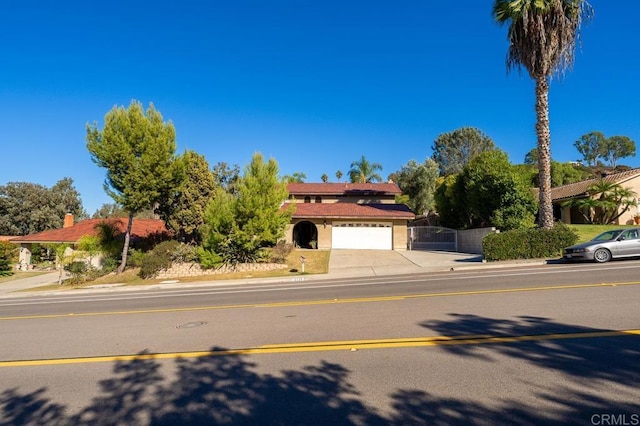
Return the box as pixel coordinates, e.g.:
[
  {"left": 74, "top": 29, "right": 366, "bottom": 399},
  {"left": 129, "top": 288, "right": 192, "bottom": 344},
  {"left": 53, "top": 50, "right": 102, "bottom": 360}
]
[
  {"left": 1, "top": 280, "right": 639, "bottom": 322},
  {"left": 2, "top": 329, "right": 639, "bottom": 368}
]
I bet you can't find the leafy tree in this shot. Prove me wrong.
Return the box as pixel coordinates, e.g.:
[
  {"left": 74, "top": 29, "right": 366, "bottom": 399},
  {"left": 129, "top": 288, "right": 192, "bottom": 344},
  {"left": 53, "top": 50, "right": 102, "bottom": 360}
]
[
  {"left": 431, "top": 127, "right": 495, "bottom": 176},
  {"left": 321, "top": 174, "right": 329, "bottom": 183},
  {"left": 86, "top": 100, "right": 183, "bottom": 273},
  {"left": 550, "top": 161, "right": 588, "bottom": 187},
  {"left": 563, "top": 179, "right": 637, "bottom": 224},
  {"left": 202, "top": 153, "right": 293, "bottom": 264},
  {"left": 212, "top": 162, "right": 240, "bottom": 194},
  {"left": 0, "top": 241, "right": 17, "bottom": 276},
  {"left": 348, "top": 156, "right": 383, "bottom": 183},
  {"left": 392, "top": 159, "right": 439, "bottom": 216},
  {"left": 92, "top": 203, "right": 126, "bottom": 219},
  {"left": 574, "top": 131, "right": 605, "bottom": 167},
  {"left": 493, "top": 0, "right": 593, "bottom": 229},
  {"left": 435, "top": 150, "right": 537, "bottom": 231},
  {"left": 156, "top": 150, "right": 216, "bottom": 243},
  {"left": 602, "top": 135, "right": 636, "bottom": 168},
  {"left": 0, "top": 178, "right": 86, "bottom": 236},
  {"left": 524, "top": 148, "right": 538, "bottom": 165},
  {"left": 335, "top": 170, "right": 343, "bottom": 182},
  {"left": 283, "top": 172, "right": 307, "bottom": 183}
]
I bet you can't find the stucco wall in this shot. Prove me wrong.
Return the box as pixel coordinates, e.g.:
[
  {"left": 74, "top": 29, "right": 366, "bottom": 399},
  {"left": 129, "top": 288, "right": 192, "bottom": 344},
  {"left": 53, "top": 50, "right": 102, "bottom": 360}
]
[{"left": 392, "top": 220, "right": 408, "bottom": 250}]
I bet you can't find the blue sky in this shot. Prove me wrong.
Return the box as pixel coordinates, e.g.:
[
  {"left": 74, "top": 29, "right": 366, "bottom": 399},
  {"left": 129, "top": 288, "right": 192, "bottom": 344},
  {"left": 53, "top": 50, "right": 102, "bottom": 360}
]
[{"left": 1, "top": 0, "right": 638, "bottom": 215}]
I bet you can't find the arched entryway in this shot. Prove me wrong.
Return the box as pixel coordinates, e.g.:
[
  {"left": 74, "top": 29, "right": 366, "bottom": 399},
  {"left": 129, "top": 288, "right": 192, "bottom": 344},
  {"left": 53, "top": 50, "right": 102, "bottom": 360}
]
[{"left": 293, "top": 221, "right": 318, "bottom": 249}]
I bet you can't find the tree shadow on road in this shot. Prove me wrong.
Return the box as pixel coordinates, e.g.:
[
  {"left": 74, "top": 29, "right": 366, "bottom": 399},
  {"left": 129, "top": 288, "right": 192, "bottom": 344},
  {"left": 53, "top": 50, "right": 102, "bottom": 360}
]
[
  {"left": 419, "top": 313, "right": 640, "bottom": 386},
  {"left": 1, "top": 314, "right": 639, "bottom": 426}
]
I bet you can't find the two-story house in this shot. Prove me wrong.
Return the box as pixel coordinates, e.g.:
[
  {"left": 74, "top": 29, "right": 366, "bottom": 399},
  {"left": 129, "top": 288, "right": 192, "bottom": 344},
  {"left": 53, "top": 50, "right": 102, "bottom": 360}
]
[{"left": 283, "top": 182, "right": 414, "bottom": 250}]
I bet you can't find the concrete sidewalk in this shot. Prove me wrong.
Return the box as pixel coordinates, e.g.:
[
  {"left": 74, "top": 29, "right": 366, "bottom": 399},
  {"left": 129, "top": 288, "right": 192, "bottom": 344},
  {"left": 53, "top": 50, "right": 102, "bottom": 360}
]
[{"left": 0, "top": 251, "right": 549, "bottom": 296}]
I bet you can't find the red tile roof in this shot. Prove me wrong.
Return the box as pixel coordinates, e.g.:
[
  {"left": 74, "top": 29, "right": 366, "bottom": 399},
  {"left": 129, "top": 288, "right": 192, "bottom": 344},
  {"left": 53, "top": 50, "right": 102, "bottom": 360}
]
[
  {"left": 10, "top": 218, "right": 168, "bottom": 244},
  {"left": 287, "top": 202, "right": 414, "bottom": 220},
  {"left": 549, "top": 168, "right": 640, "bottom": 201},
  {"left": 287, "top": 182, "right": 402, "bottom": 196}
]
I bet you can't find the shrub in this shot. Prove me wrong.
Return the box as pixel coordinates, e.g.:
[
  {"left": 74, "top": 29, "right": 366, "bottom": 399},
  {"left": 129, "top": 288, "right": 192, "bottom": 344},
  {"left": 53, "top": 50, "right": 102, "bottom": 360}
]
[
  {"left": 128, "top": 249, "right": 146, "bottom": 268},
  {"left": 197, "top": 248, "right": 223, "bottom": 269},
  {"left": 269, "top": 240, "right": 293, "bottom": 263},
  {"left": 483, "top": 223, "right": 578, "bottom": 261},
  {"left": 171, "top": 243, "right": 199, "bottom": 263},
  {"left": 0, "top": 242, "right": 17, "bottom": 277},
  {"left": 139, "top": 240, "right": 180, "bottom": 279}
]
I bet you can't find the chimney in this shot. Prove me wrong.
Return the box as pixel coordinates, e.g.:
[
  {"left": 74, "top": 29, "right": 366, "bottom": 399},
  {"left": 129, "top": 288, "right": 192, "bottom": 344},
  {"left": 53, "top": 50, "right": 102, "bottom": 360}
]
[{"left": 63, "top": 213, "right": 74, "bottom": 228}]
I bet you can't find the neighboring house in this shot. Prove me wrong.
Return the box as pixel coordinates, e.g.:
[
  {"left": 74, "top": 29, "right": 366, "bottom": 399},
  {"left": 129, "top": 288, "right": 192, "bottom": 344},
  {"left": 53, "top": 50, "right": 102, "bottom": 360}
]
[
  {"left": 550, "top": 168, "right": 640, "bottom": 225},
  {"left": 10, "top": 214, "right": 168, "bottom": 267},
  {"left": 284, "top": 183, "right": 415, "bottom": 250}
]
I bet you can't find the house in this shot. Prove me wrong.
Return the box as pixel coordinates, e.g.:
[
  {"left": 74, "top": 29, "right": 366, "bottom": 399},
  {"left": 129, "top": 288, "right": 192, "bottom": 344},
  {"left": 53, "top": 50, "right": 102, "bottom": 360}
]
[
  {"left": 550, "top": 168, "right": 640, "bottom": 225},
  {"left": 283, "top": 182, "right": 415, "bottom": 250},
  {"left": 10, "top": 214, "right": 168, "bottom": 267}
]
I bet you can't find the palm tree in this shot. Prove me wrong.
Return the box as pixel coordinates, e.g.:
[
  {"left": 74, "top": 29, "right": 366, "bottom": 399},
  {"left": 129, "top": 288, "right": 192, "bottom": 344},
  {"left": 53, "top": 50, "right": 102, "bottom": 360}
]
[
  {"left": 563, "top": 179, "right": 637, "bottom": 224},
  {"left": 335, "top": 170, "right": 343, "bottom": 182},
  {"left": 321, "top": 173, "right": 329, "bottom": 183},
  {"left": 493, "top": 0, "right": 593, "bottom": 229},
  {"left": 348, "top": 155, "right": 383, "bottom": 183}
]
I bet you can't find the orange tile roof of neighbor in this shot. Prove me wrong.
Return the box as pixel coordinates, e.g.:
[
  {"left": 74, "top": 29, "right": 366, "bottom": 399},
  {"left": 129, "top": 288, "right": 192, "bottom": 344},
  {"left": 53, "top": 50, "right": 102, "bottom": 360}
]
[
  {"left": 549, "top": 168, "right": 640, "bottom": 201},
  {"left": 288, "top": 202, "right": 414, "bottom": 219},
  {"left": 10, "top": 218, "right": 167, "bottom": 244},
  {"left": 287, "top": 182, "right": 402, "bottom": 195}
]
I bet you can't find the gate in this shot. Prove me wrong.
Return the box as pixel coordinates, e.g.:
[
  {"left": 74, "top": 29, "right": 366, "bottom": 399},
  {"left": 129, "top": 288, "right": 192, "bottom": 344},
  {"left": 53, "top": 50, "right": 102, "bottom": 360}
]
[{"left": 407, "top": 226, "right": 457, "bottom": 251}]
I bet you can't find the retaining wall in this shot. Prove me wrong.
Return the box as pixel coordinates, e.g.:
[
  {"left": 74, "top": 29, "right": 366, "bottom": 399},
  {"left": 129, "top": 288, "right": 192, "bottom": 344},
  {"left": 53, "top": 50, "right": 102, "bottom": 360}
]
[{"left": 155, "top": 262, "right": 289, "bottom": 279}]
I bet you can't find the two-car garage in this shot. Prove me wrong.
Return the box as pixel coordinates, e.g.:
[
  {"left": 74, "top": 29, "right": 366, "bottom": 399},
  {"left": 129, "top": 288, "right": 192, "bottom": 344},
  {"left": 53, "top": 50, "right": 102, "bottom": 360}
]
[{"left": 331, "top": 222, "right": 393, "bottom": 250}]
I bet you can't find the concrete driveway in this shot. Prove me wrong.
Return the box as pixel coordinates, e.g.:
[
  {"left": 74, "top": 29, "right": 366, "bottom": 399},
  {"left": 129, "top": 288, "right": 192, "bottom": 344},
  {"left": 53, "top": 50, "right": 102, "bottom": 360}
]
[{"left": 328, "top": 249, "right": 483, "bottom": 277}]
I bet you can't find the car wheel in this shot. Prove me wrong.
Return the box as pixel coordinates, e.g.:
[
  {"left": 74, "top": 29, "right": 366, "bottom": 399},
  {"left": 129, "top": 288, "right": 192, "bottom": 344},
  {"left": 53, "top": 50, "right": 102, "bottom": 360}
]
[{"left": 594, "top": 248, "right": 611, "bottom": 263}]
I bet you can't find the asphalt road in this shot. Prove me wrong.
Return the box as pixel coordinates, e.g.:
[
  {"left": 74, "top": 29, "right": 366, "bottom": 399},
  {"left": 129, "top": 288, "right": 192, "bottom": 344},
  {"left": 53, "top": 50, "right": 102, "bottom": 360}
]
[{"left": 1, "top": 260, "right": 639, "bottom": 425}]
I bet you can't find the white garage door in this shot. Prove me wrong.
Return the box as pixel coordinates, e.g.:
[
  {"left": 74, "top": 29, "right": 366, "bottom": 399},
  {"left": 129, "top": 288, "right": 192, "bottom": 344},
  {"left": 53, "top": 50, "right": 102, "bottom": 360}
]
[{"left": 332, "top": 222, "right": 393, "bottom": 250}]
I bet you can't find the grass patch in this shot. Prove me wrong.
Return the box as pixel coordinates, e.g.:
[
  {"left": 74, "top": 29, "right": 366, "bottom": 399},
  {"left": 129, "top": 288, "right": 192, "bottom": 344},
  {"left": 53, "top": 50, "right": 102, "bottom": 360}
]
[
  {"left": 568, "top": 224, "right": 637, "bottom": 243},
  {"left": 0, "top": 271, "right": 49, "bottom": 284}
]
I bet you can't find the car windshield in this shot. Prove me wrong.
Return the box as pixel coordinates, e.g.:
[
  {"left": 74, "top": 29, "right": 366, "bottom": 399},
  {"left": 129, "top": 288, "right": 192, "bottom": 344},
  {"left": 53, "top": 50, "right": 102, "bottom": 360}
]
[{"left": 592, "top": 230, "right": 622, "bottom": 242}]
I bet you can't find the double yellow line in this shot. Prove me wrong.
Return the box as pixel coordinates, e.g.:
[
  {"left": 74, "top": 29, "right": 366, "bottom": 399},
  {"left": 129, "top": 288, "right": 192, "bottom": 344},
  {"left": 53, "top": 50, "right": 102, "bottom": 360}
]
[{"left": 2, "top": 329, "right": 639, "bottom": 368}]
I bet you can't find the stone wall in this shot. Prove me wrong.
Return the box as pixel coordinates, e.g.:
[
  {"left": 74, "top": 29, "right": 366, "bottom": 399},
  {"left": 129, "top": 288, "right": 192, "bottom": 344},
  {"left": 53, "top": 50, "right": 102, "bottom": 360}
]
[{"left": 155, "top": 262, "right": 289, "bottom": 279}]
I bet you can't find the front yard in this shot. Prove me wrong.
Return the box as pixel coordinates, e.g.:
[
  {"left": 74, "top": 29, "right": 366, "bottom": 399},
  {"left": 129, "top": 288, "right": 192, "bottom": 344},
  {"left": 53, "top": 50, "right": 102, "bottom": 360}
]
[{"left": 27, "top": 249, "right": 331, "bottom": 291}]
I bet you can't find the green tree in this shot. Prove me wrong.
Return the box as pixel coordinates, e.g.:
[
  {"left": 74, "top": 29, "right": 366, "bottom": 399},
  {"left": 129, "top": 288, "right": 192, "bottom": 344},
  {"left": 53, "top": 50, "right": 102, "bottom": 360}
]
[
  {"left": 494, "top": 0, "right": 593, "bottom": 229},
  {"left": 321, "top": 173, "right": 329, "bottom": 183},
  {"left": 550, "top": 161, "right": 587, "bottom": 187},
  {"left": 335, "top": 170, "right": 343, "bottom": 182},
  {"left": 156, "top": 150, "right": 216, "bottom": 243},
  {"left": 212, "top": 162, "right": 240, "bottom": 194},
  {"left": 283, "top": 172, "right": 307, "bottom": 183},
  {"left": 202, "top": 153, "right": 293, "bottom": 264},
  {"left": 0, "top": 241, "right": 17, "bottom": 276},
  {"left": 574, "top": 131, "right": 605, "bottom": 167},
  {"left": 0, "top": 178, "right": 86, "bottom": 236},
  {"left": 431, "top": 127, "right": 495, "bottom": 176},
  {"left": 86, "top": 100, "right": 183, "bottom": 273},
  {"left": 602, "top": 135, "right": 636, "bottom": 168},
  {"left": 524, "top": 148, "right": 538, "bottom": 165},
  {"left": 92, "top": 203, "right": 126, "bottom": 219},
  {"left": 392, "top": 159, "right": 439, "bottom": 216},
  {"left": 435, "top": 150, "right": 537, "bottom": 231},
  {"left": 348, "top": 156, "right": 383, "bottom": 183}
]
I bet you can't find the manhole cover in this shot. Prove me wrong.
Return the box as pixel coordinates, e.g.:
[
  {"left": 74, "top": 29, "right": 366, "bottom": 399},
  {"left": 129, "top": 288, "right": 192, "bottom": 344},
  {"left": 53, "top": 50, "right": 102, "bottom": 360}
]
[{"left": 176, "top": 321, "right": 208, "bottom": 329}]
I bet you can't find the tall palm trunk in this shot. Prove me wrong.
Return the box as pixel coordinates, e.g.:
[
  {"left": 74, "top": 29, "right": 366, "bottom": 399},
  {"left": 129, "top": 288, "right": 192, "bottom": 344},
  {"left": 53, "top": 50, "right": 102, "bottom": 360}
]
[
  {"left": 117, "top": 212, "right": 134, "bottom": 274},
  {"left": 535, "top": 76, "right": 554, "bottom": 229}
]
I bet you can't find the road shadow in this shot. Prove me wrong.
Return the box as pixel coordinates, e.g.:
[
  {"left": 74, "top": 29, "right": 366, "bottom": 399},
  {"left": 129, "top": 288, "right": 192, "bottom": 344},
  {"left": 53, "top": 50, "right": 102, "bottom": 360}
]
[{"left": 1, "top": 318, "right": 639, "bottom": 425}]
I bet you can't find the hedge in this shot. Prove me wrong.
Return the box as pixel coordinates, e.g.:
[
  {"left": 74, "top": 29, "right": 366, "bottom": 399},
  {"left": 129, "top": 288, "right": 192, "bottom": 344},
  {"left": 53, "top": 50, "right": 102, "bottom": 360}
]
[{"left": 483, "top": 224, "right": 578, "bottom": 261}]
